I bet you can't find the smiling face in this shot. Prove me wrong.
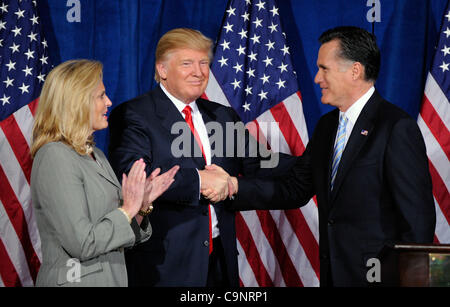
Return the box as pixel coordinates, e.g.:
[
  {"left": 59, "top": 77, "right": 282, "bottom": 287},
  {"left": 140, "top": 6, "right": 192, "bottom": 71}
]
[
  {"left": 91, "top": 81, "right": 112, "bottom": 132},
  {"left": 156, "top": 48, "right": 210, "bottom": 104},
  {"left": 314, "top": 40, "right": 355, "bottom": 111}
]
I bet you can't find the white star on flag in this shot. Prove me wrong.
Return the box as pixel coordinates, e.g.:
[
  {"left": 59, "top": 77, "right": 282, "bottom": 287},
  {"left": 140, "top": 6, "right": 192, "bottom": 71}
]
[
  {"left": 0, "top": 94, "right": 11, "bottom": 105},
  {"left": 439, "top": 61, "right": 449, "bottom": 72},
  {"left": 19, "top": 83, "right": 30, "bottom": 94}
]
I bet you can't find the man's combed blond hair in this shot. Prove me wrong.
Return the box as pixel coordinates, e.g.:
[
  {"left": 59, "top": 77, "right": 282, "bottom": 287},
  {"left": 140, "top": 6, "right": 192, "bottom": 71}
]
[
  {"left": 154, "top": 28, "right": 213, "bottom": 82},
  {"left": 31, "top": 59, "right": 103, "bottom": 158}
]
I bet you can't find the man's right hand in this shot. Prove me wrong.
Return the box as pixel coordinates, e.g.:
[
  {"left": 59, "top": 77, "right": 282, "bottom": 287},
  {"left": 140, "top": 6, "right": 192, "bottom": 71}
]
[{"left": 199, "top": 164, "right": 234, "bottom": 203}]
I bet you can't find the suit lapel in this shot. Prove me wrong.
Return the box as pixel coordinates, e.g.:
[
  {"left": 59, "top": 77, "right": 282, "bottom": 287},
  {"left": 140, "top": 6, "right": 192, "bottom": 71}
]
[
  {"left": 83, "top": 149, "right": 121, "bottom": 189},
  {"left": 330, "top": 91, "right": 381, "bottom": 201},
  {"left": 153, "top": 87, "right": 206, "bottom": 169},
  {"left": 153, "top": 86, "right": 183, "bottom": 132}
]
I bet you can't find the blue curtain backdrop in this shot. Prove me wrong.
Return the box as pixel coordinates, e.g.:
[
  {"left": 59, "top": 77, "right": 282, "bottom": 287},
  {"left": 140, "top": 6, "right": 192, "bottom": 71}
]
[{"left": 36, "top": 0, "right": 448, "bottom": 155}]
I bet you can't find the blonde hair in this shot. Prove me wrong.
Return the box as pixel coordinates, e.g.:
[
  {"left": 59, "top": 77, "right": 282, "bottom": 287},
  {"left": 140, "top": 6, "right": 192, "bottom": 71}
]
[
  {"left": 31, "top": 59, "right": 103, "bottom": 158},
  {"left": 154, "top": 28, "right": 213, "bottom": 82}
]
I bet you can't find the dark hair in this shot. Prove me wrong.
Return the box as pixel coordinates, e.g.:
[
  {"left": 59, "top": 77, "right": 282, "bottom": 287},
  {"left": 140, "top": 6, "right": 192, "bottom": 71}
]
[{"left": 319, "top": 26, "right": 380, "bottom": 82}]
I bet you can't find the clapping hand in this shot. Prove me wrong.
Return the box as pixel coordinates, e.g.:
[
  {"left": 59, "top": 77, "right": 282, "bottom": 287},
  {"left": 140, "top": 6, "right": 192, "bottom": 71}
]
[
  {"left": 121, "top": 159, "right": 147, "bottom": 218},
  {"left": 142, "top": 165, "right": 180, "bottom": 211}
]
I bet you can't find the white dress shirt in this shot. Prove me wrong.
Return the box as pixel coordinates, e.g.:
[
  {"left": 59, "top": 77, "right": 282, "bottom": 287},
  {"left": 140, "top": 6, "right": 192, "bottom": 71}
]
[
  {"left": 335, "top": 86, "right": 375, "bottom": 149},
  {"left": 160, "top": 84, "right": 219, "bottom": 238}
]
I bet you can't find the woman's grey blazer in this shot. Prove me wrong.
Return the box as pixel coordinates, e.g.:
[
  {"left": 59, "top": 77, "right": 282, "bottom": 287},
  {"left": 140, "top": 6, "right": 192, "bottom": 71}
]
[{"left": 31, "top": 142, "right": 151, "bottom": 287}]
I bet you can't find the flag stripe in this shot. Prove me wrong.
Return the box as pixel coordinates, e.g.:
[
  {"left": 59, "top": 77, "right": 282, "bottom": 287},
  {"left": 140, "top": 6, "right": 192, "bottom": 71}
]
[
  {"left": 245, "top": 120, "right": 270, "bottom": 149},
  {"left": 240, "top": 211, "right": 286, "bottom": 286},
  {"left": 28, "top": 98, "right": 39, "bottom": 117},
  {"left": 434, "top": 196, "right": 450, "bottom": 243},
  {"left": 418, "top": 116, "right": 450, "bottom": 192},
  {"left": 14, "top": 103, "right": 36, "bottom": 149},
  {"left": 255, "top": 110, "right": 290, "bottom": 154},
  {"left": 268, "top": 210, "right": 319, "bottom": 286},
  {"left": 0, "top": 166, "right": 39, "bottom": 284},
  {"left": 284, "top": 92, "right": 309, "bottom": 146},
  {"left": 420, "top": 6, "right": 450, "bottom": 246},
  {"left": 264, "top": 98, "right": 320, "bottom": 280},
  {"left": 204, "top": 73, "right": 231, "bottom": 107},
  {"left": 0, "top": 127, "right": 42, "bottom": 255},
  {"left": 236, "top": 240, "right": 259, "bottom": 286},
  {"left": 0, "top": 238, "right": 22, "bottom": 287},
  {"left": 235, "top": 212, "right": 274, "bottom": 286},
  {"left": 0, "top": 116, "right": 33, "bottom": 183},
  {"left": 0, "top": 198, "right": 34, "bottom": 286},
  {"left": 421, "top": 95, "right": 450, "bottom": 160},
  {"left": 428, "top": 160, "right": 450, "bottom": 225},
  {"left": 250, "top": 110, "right": 319, "bottom": 286},
  {"left": 300, "top": 198, "right": 319, "bottom": 241},
  {"left": 423, "top": 73, "right": 450, "bottom": 131},
  {"left": 283, "top": 209, "right": 320, "bottom": 279},
  {"left": 255, "top": 210, "right": 303, "bottom": 286},
  {"left": 270, "top": 101, "right": 305, "bottom": 155},
  {"left": 0, "top": 196, "right": 34, "bottom": 287}
]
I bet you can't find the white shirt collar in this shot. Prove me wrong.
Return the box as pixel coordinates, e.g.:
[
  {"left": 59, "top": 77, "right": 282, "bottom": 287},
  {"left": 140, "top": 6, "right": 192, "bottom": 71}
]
[
  {"left": 340, "top": 86, "right": 375, "bottom": 125},
  {"left": 159, "top": 83, "right": 199, "bottom": 115}
]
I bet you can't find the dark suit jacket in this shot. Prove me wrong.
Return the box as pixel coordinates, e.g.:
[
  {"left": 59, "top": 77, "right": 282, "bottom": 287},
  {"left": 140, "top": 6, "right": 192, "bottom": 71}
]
[
  {"left": 233, "top": 90, "right": 436, "bottom": 286},
  {"left": 108, "top": 86, "right": 290, "bottom": 286}
]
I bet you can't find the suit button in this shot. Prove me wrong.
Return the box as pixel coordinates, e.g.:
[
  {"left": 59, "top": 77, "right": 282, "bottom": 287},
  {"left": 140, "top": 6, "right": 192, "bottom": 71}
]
[
  {"left": 328, "top": 219, "right": 334, "bottom": 225},
  {"left": 203, "top": 240, "right": 209, "bottom": 247},
  {"left": 202, "top": 210, "right": 208, "bottom": 216}
]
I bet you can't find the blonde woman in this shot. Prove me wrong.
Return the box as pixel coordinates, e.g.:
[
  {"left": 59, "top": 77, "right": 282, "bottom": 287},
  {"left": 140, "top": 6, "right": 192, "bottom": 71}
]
[{"left": 30, "top": 59, "right": 179, "bottom": 286}]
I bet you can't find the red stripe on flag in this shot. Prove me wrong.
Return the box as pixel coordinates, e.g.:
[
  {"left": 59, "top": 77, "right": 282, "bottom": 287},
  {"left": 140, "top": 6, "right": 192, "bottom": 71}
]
[
  {"left": 269, "top": 105, "right": 320, "bottom": 278},
  {"left": 284, "top": 209, "right": 320, "bottom": 279},
  {"left": 0, "top": 165, "right": 40, "bottom": 283},
  {"left": 0, "top": 116, "right": 33, "bottom": 183},
  {"left": 246, "top": 119, "right": 271, "bottom": 150},
  {"left": 28, "top": 98, "right": 39, "bottom": 117},
  {"left": 428, "top": 160, "right": 450, "bottom": 225},
  {"left": 421, "top": 95, "right": 450, "bottom": 160},
  {"left": 270, "top": 103, "right": 305, "bottom": 155},
  {"left": 0, "top": 239, "right": 22, "bottom": 287},
  {"left": 255, "top": 210, "right": 303, "bottom": 286},
  {"left": 235, "top": 212, "right": 274, "bottom": 286},
  {"left": 434, "top": 234, "right": 440, "bottom": 244}
]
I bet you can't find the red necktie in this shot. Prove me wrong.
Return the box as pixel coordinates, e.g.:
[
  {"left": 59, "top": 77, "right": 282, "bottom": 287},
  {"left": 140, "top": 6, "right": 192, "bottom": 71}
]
[{"left": 182, "top": 105, "right": 213, "bottom": 255}]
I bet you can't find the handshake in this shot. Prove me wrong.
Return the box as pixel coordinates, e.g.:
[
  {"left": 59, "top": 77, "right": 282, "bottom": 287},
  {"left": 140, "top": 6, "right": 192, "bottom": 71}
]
[{"left": 198, "top": 164, "right": 238, "bottom": 203}]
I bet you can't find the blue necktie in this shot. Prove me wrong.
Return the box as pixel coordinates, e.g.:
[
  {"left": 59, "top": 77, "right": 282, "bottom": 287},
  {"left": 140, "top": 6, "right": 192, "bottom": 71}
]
[{"left": 331, "top": 114, "right": 348, "bottom": 190}]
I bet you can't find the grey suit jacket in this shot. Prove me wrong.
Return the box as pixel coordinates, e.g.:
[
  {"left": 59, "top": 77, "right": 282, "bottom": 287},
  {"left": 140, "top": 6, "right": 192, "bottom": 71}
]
[{"left": 31, "top": 142, "right": 151, "bottom": 287}]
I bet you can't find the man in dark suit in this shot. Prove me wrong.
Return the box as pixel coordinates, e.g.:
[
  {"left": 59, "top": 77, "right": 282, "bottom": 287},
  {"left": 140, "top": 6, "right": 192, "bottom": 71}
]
[
  {"left": 226, "top": 26, "right": 436, "bottom": 286},
  {"left": 108, "top": 28, "right": 287, "bottom": 287}
]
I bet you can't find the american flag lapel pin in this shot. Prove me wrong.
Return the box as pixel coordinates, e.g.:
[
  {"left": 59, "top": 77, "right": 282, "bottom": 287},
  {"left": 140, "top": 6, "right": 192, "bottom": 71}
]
[{"left": 361, "top": 129, "right": 369, "bottom": 136}]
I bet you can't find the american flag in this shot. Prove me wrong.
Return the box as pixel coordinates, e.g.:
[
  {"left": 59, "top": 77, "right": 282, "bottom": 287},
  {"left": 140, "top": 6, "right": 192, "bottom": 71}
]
[
  {"left": 0, "top": 0, "right": 51, "bottom": 286},
  {"left": 204, "top": 0, "right": 320, "bottom": 286},
  {"left": 418, "top": 2, "right": 450, "bottom": 244}
]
